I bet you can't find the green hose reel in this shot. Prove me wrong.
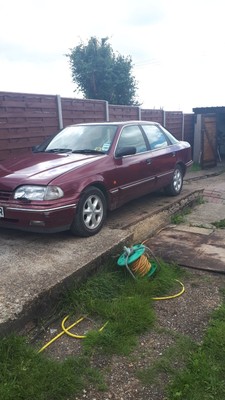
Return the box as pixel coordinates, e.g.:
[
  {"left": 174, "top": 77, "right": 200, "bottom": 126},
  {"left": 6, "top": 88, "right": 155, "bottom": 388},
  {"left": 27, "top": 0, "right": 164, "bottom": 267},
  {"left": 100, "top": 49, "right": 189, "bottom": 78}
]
[{"left": 117, "top": 244, "right": 157, "bottom": 278}]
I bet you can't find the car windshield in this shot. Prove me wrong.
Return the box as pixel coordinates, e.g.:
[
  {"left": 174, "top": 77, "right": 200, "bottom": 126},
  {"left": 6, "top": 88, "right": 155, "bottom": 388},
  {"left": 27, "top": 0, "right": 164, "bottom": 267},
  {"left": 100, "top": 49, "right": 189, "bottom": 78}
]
[{"left": 44, "top": 125, "right": 118, "bottom": 154}]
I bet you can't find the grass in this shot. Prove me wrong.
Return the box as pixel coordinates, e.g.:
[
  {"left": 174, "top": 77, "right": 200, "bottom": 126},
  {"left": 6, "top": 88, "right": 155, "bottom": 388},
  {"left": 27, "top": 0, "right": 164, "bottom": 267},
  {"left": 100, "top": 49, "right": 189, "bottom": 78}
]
[
  {"left": 211, "top": 218, "right": 225, "bottom": 228},
  {"left": 62, "top": 259, "right": 184, "bottom": 355},
  {"left": 137, "top": 293, "right": 225, "bottom": 400},
  {"left": 137, "top": 335, "right": 198, "bottom": 385},
  {"left": 2, "top": 258, "right": 225, "bottom": 399},
  {"left": 195, "top": 195, "right": 205, "bottom": 205},
  {"left": 166, "top": 303, "right": 225, "bottom": 400},
  {"left": 0, "top": 335, "right": 105, "bottom": 400},
  {"left": 189, "top": 162, "right": 202, "bottom": 172},
  {"left": 0, "top": 257, "right": 185, "bottom": 400},
  {"left": 171, "top": 207, "right": 192, "bottom": 224}
]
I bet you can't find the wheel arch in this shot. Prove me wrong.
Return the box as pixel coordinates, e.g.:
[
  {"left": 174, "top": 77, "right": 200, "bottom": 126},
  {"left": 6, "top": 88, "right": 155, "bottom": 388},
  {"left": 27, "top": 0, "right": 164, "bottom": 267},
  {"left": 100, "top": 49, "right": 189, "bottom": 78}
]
[
  {"left": 80, "top": 182, "right": 109, "bottom": 209},
  {"left": 176, "top": 161, "right": 186, "bottom": 176}
]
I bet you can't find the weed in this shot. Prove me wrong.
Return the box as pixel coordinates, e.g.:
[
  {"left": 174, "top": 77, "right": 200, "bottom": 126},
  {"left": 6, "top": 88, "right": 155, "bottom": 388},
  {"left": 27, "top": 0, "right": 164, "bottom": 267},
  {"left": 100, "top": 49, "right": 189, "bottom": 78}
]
[
  {"left": 189, "top": 162, "right": 202, "bottom": 172},
  {"left": 190, "top": 163, "right": 202, "bottom": 172},
  {"left": 211, "top": 219, "right": 225, "bottom": 229},
  {"left": 195, "top": 196, "right": 205, "bottom": 205},
  {"left": 171, "top": 207, "right": 192, "bottom": 224}
]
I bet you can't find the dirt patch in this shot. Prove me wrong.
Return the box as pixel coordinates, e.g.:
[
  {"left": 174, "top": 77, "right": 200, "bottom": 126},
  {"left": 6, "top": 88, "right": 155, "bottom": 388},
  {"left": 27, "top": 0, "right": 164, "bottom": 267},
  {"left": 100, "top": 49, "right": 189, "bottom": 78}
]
[{"left": 33, "top": 268, "right": 225, "bottom": 400}]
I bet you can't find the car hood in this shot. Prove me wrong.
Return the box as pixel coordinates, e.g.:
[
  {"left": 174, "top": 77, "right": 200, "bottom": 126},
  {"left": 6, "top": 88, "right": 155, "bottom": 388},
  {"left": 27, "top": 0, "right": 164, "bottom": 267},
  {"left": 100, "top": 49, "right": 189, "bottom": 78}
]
[{"left": 0, "top": 152, "right": 104, "bottom": 190}]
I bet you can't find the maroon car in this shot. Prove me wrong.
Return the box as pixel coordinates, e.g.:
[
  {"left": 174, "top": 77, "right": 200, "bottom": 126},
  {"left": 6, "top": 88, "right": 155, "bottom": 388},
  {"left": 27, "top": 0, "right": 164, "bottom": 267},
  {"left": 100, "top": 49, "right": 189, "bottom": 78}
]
[{"left": 0, "top": 121, "right": 192, "bottom": 236}]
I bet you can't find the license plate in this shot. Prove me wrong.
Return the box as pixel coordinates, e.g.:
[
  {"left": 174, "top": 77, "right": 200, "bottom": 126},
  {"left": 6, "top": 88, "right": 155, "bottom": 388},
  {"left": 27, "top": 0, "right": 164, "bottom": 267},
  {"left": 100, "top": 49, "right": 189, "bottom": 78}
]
[{"left": 0, "top": 206, "right": 4, "bottom": 218}]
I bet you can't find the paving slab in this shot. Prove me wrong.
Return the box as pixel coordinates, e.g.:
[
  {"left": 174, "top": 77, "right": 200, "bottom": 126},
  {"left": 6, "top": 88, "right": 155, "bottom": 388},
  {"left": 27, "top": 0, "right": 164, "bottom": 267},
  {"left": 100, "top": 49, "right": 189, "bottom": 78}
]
[{"left": 146, "top": 227, "right": 225, "bottom": 273}]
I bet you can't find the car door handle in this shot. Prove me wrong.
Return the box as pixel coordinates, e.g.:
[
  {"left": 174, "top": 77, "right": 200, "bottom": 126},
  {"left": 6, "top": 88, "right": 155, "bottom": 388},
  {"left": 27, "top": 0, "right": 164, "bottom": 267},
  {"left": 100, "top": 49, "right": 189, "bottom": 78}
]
[{"left": 146, "top": 158, "right": 152, "bottom": 164}]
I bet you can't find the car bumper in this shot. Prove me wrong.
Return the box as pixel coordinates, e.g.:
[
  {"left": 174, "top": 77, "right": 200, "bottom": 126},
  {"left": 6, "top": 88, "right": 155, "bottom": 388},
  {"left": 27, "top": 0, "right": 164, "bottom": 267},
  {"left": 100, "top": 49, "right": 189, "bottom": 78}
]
[
  {"left": 185, "top": 160, "right": 193, "bottom": 168},
  {"left": 0, "top": 202, "right": 77, "bottom": 233}
]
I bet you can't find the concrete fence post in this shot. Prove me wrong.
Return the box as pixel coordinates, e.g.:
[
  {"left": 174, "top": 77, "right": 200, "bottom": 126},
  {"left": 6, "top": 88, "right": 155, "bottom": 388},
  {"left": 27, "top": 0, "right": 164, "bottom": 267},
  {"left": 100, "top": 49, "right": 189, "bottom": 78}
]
[
  {"left": 182, "top": 113, "right": 185, "bottom": 140},
  {"left": 105, "top": 101, "right": 109, "bottom": 121},
  {"left": 138, "top": 107, "right": 142, "bottom": 120},
  {"left": 163, "top": 110, "right": 166, "bottom": 127},
  {"left": 56, "top": 95, "right": 63, "bottom": 130}
]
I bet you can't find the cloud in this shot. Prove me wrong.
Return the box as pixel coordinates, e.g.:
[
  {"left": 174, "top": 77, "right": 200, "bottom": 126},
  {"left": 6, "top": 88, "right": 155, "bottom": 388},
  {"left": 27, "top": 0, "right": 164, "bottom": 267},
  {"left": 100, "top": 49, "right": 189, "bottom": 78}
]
[
  {"left": 121, "top": 0, "right": 166, "bottom": 26},
  {"left": 1, "top": 0, "right": 225, "bottom": 112}
]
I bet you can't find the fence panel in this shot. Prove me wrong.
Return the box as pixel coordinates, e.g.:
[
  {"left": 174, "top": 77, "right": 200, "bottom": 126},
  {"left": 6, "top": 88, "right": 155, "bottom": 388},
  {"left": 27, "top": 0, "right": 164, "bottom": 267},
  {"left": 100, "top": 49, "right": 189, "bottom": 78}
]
[
  {"left": 108, "top": 105, "right": 140, "bottom": 121},
  {"left": 141, "top": 109, "right": 164, "bottom": 125},
  {"left": 0, "top": 92, "right": 59, "bottom": 159},
  {"left": 184, "top": 113, "right": 195, "bottom": 148},
  {"left": 0, "top": 91, "right": 195, "bottom": 161},
  {"left": 165, "top": 111, "right": 183, "bottom": 140},
  {"left": 61, "top": 98, "right": 106, "bottom": 126}
]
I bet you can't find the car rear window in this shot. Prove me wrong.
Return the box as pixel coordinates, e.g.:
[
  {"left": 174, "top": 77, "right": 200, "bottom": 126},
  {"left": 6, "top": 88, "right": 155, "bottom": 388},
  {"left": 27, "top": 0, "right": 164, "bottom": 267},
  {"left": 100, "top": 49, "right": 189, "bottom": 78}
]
[{"left": 142, "top": 125, "right": 169, "bottom": 150}]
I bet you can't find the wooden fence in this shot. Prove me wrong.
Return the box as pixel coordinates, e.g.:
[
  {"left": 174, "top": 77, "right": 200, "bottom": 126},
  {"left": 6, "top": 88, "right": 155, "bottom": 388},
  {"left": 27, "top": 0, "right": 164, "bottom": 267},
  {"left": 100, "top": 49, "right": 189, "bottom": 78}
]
[{"left": 0, "top": 91, "right": 194, "bottom": 160}]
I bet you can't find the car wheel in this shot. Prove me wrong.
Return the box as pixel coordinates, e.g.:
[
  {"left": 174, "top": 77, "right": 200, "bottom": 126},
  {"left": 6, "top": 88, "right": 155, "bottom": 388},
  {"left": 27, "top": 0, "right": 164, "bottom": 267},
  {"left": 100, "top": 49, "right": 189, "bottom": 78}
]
[
  {"left": 164, "top": 165, "right": 183, "bottom": 196},
  {"left": 70, "top": 186, "right": 106, "bottom": 236}
]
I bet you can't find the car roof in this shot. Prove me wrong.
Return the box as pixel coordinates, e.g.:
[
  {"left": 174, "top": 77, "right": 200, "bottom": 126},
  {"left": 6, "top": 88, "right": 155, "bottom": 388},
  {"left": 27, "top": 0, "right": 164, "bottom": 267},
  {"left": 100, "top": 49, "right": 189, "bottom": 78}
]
[{"left": 70, "top": 120, "right": 160, "bottom": 127}]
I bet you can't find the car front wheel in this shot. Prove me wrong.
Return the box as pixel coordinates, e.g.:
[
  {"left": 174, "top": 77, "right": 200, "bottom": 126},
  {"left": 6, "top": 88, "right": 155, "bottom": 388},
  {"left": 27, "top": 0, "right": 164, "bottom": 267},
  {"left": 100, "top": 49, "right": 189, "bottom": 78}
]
[
  {"left": 164, "top": 165, "right": 183, "bottom": 196},
  {"left": 70, "top": 186, "right": 106, "bottom": 236}
]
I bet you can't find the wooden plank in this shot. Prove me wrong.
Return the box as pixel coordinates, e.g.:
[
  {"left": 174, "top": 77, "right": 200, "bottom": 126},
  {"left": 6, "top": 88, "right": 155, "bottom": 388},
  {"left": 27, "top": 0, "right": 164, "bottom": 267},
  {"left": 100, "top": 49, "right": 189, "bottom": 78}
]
[
  {"left": 0, "top": 119, "right": 58, "bottom": 129},
  {"left": 0, "top": 110, "right": 57, "bottom": 118}
]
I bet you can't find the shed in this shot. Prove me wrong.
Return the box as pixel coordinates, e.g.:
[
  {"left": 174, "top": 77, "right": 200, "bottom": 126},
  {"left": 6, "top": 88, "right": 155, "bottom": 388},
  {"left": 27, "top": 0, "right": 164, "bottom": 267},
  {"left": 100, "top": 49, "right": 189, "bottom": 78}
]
[{"left": 193, "top": 107, "right": 225, "bottom": 168}]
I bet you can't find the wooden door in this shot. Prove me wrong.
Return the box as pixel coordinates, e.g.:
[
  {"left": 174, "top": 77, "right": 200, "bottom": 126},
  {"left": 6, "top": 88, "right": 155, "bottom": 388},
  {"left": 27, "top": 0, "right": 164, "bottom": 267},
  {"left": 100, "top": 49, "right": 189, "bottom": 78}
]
[{"left": 201, "top": 114, "right": 217, "bottom": 168}]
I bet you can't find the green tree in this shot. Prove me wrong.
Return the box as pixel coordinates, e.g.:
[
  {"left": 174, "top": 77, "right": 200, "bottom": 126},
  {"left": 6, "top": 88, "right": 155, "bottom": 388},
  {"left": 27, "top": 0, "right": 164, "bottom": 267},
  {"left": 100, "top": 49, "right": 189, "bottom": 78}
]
[{"left": 67, "top": 37, "right": 139, "bottom": 105}]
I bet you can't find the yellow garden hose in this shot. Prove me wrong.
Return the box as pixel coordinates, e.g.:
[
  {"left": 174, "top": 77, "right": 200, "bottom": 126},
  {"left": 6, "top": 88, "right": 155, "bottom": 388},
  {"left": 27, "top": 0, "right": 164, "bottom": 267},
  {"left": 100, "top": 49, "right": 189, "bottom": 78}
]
[
  {"left": 38, "top": 316, "right": 85, "bottom": 353},
  {"left": 38, "top": 279, "right": 185, "bottom": 352},
  {"left": 61, "top": 315, "right": 108, "bottom": 339},
  {"left": 151, "top": 279, "right": 185, "bottom": 300},
  {"left": 38, "top": 316, "right": 108, "bottom": 353}
]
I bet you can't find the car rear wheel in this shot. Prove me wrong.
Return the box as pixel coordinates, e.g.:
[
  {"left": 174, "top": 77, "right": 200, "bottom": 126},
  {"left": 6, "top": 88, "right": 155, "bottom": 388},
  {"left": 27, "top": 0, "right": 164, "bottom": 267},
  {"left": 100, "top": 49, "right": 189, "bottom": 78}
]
[
  {"left": 70, "top": 186, "right": 106, "bottom": 236},
  {"left": 164, "top": 165, "right": 183, "bottom": 196}
]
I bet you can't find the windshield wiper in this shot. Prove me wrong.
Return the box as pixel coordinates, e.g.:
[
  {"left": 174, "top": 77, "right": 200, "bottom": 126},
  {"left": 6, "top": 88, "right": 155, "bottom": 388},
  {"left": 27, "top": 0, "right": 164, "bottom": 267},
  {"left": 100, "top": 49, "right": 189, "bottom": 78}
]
[
  {"left": 72, "top": 149, "right": 105, "bottom": 155},
  {"left": 45, "top": 148, "right": 72, "bottom": 153}
]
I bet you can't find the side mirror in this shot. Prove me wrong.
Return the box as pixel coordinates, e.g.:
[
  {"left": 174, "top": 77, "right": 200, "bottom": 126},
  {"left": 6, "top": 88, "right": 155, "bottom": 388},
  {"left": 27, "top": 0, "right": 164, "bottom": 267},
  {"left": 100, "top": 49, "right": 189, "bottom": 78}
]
[
  {"left": 115, "top": 146, "right": 136, "bottom": 158},
  {"left": 32, "top": 145, "right": 40, "bottom": 153}
]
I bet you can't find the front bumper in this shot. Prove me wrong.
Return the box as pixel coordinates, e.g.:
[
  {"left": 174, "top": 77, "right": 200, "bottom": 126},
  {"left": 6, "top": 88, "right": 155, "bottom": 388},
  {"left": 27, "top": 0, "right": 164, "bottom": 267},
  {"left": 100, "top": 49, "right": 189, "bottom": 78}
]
[{"left": 0, "top": 202, "right": 77, "bottom": 233}]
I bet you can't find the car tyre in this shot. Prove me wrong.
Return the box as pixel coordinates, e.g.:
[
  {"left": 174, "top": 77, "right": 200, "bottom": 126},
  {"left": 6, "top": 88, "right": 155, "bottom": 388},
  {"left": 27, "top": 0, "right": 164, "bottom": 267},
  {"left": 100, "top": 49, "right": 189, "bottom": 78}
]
[
  {"left": 70, "top": 186, "right": 106, "bottom": 237},
  {"left": 164, "top": 165, "right": 183, "bottom": 196}
]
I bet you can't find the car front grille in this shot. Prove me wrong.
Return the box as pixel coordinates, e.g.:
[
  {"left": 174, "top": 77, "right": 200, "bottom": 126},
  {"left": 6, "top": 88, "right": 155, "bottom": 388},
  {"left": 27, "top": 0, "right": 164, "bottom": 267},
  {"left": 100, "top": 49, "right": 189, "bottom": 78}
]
[{"left": 0, "top": 191, "right": 12, "bottom": 201}]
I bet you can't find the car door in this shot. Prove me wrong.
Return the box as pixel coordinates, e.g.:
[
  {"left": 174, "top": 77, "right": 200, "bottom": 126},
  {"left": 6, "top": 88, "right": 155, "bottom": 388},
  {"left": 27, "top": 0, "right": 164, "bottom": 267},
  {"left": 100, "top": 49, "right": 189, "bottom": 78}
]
[
  {"left": 113, "top": 124, "right": 156, "bottom": 206},
  {"left": 141, "top": 124, "right": 177, "bottom": 189}
]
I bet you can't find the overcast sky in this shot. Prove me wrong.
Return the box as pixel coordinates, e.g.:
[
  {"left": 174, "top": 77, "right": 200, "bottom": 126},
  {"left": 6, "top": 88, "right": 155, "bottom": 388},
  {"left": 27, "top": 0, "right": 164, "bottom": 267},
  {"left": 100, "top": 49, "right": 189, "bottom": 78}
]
[{"left": 1, "top": 0, "right": 225, "bottom": 113}]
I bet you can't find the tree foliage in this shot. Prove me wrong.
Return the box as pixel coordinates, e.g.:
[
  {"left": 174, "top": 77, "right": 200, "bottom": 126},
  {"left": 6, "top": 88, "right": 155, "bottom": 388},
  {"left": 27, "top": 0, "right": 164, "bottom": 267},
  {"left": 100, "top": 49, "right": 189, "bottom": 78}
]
[{"left": 67, "top": 37, "right": 139, "bottom": 105}]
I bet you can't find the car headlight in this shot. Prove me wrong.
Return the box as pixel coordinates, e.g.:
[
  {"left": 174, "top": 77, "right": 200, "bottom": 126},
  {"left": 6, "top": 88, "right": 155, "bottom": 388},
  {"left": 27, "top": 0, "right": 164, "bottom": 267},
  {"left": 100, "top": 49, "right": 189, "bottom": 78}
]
[{"left": 14, "top": 185, "right": 64, "bottom": 201}]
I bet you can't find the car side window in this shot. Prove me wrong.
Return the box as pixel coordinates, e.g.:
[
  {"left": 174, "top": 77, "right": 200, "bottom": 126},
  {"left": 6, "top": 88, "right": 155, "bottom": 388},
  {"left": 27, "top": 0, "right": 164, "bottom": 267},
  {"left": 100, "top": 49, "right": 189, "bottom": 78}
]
[
  {"left": 116, "top": 125, "right": 147, "bottom": 155},
  {"left": 142, "top": 125, "right": 169, "bottom": 150}
]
